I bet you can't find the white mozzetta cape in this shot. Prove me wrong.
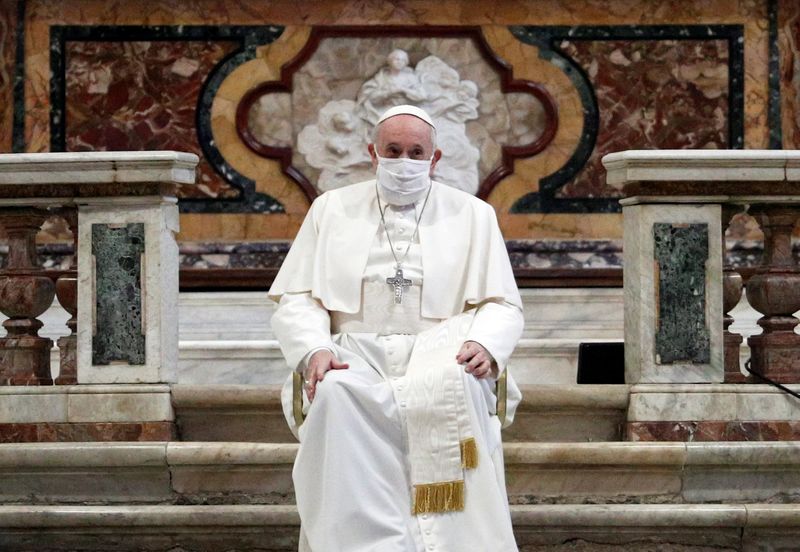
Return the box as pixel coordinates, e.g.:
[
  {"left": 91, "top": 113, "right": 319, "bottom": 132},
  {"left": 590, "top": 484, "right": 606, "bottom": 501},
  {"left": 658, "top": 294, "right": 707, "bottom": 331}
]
[{"left": 268, "top": 179, "right": 522, "bottom": 319}]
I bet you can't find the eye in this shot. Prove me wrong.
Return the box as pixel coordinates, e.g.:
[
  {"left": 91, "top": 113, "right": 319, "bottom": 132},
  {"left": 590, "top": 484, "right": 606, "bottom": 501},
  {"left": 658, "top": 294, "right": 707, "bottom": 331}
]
[{"left": 386, "top": 146, "right": 401, "bottom": 157}]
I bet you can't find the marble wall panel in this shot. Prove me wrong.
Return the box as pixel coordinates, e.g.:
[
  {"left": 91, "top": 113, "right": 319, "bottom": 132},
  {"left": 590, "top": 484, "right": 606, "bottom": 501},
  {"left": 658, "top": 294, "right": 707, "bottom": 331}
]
[
  {"left": 557, "top": 39, "right": 730, "bottom": 200},
  {"left": 64, "top": 40, "right": 239, "bottom": 200},
  {"left": 12, "top": 0, "right": 773, "bottom": 245},
  {"left": 0, "top": 1, "right": 16, "bottom": 153}
]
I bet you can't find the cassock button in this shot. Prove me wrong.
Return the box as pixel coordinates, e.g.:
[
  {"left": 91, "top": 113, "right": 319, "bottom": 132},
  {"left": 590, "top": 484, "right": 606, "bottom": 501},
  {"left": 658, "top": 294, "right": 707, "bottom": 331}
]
[
  {"left": 400, "top": 401, "right": 407, "bottom": 408},
  {"left": 428, "top": 544, "right": 434, "bottom": 550}
]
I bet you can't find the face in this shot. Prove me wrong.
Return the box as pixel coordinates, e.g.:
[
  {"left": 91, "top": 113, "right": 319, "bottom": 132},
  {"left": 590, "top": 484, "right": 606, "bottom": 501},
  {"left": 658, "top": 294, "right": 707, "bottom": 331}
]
[
  {"left": 388, "top": 50, "right": 408, "bottom": 70},
  {"left": 368, "top": 115, "right": 442, "bottom": 175}
]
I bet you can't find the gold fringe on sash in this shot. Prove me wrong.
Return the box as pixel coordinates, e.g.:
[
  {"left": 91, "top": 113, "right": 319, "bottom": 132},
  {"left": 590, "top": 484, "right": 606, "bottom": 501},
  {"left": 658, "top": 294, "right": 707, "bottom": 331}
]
[
  {"left": 460, "top": 437, "right": 478, "bottom": 470},
  {"left": 412, "top": 480, "right": 465, "bottom": 514}
]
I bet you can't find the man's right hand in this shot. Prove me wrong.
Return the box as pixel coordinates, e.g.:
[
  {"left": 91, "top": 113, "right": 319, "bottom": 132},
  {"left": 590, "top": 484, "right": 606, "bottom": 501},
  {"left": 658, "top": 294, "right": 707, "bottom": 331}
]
[{"left": 303, "top": 350, "right": 349, "bottom": 402}]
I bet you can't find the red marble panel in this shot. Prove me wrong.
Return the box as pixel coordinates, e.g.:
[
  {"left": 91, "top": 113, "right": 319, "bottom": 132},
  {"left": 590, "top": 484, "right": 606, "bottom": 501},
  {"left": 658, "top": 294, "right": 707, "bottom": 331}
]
[
  {"left": 557, "top": 39, "right": 730, "bottom": 199},
  {"left": 779, "top": 0, "right": 800, "bottom": 149},
  {"left": 0, "top": 423, "right": 38, "bottom": 443},
  {"left": 628, "top": 421, "right": 800, "bottom": 442},
  {"left": 65, "top": 40, "right": 238, "bottom": 198},
  {"left": 626, "top": 421, "right": 698, "bottom": 442},
  {"left": 0, "top": 1, "right": 16, "bottom": 153},
  {"left": 0, "top": 422, "right": 175, "bottom": 442}
]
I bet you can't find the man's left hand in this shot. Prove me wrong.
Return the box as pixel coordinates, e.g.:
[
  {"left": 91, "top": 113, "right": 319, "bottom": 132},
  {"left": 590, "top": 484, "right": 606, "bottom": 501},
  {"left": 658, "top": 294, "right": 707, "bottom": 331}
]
[{"left": 456, "top": 341, "right": 497, "bottom": 379}]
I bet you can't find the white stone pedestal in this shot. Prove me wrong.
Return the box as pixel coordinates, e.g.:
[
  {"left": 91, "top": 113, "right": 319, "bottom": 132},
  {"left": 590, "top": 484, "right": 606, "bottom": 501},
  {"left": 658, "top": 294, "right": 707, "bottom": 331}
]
[
  {"left": 621, "top": 199, "right": 723, "bottom": 383},
  {"left": 77, "top": 197, "right": 181, "bottom": 384}
]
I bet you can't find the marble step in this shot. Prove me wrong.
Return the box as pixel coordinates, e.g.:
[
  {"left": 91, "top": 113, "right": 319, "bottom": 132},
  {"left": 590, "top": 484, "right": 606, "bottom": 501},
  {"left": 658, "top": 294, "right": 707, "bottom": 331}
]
[
  {"left": 0, "top": 503, "right": 798, "bottom": 551},
  {"left": 172, "top": 383, "right": 630, "bottom": 443},
  {"left": 2, "top": 441, "right": 799, "bottom": 506}
]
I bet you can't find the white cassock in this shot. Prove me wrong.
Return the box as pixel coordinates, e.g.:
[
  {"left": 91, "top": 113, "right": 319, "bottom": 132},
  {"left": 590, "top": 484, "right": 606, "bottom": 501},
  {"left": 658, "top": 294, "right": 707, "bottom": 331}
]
[{"left": 269, "top": 180, "right": 524, "bottom": 552}]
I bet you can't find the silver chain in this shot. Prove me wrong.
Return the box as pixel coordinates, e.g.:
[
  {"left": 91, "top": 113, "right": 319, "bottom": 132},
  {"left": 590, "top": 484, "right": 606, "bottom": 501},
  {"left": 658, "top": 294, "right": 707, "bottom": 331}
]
[{"left": 375, "top": 180, "right": 433, "bottom": 270}]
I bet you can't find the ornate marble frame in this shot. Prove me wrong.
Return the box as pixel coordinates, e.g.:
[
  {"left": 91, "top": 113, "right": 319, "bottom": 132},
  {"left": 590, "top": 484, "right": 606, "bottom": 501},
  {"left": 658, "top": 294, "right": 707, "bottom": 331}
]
[{"left": 235, "top": 26, "right": 560, "bottom": 203}]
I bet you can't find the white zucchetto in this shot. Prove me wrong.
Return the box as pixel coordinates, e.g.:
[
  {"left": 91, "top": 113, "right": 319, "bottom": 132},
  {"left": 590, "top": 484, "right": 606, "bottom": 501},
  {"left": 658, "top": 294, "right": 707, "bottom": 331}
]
[{"left": 376, "top": 104, "right": 436, "bottom": 129}]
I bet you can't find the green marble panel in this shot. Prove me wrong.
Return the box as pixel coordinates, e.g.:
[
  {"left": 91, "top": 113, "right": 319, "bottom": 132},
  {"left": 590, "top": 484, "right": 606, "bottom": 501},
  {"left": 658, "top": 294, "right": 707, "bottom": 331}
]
[
  {"left": 654, "top": 223, "right": 710, "bottom": 364},
  {"left": 92, "top": 223, "right": 145, "bottom": 365}
]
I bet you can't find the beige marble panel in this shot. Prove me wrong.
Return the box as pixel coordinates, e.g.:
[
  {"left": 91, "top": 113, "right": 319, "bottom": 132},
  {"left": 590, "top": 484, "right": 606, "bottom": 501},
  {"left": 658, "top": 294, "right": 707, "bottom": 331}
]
[
  {"left": 629, "top": 389, "right": 800, "bottom": 422},
  {"left": 0, "top": 393, "right": 68, "bottom": 424},
  {"left": 67, "top": 392, "right": 173, "bottom": 423}
]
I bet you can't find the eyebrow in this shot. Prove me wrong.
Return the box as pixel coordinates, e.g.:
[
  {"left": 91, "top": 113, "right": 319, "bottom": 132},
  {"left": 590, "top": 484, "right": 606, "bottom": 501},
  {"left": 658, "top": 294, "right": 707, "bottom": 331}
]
[{"left": 385, "top": 142, "right": 425, "bottom": 149}]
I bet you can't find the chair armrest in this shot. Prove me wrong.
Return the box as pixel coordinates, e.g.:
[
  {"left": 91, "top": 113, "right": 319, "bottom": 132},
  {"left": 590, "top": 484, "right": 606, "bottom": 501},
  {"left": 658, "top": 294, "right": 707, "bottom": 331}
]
[
  {"left": 495, "top": 368, "right": 507, "bottom": 427},
  {"left": 292, "top": 371, "right": 306, "bottom": 428}
]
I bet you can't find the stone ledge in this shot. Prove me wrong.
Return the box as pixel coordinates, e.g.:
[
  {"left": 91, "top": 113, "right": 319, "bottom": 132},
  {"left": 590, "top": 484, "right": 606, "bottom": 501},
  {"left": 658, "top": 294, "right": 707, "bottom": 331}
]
[
  {"left": 170, "top": 384, "right": 629, "bottom": 442},
  {"left": 0, "top": 151, "right": 198, "bottom": 187},
  {"left": 0, "top": 385, "right": 174, "bottom": 425},
  {"left": 2, "top": 441, "right": 800, "bottom": 506},
  {"left": 1, "top": 504, "right": 799, "bottom": 552}
]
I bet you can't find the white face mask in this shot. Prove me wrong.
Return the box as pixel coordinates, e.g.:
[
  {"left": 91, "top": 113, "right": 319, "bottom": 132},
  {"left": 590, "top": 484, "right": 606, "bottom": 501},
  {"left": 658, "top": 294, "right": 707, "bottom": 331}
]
[{"left": 375, "top": 154, "right": 432, "bottom": 206}]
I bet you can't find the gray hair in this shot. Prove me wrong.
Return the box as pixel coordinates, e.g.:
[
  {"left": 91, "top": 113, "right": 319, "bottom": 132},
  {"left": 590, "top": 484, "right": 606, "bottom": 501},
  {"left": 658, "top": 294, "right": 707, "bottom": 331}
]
[{"left": 370, "top": 118, "right": 437, "bottom": 151}]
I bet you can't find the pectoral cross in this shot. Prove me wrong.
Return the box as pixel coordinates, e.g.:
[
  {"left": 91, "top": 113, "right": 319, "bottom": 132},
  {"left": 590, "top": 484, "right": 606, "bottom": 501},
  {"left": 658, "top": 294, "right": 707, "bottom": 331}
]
[{"left": 386, "top": 266, "right": 412, "bottom": 304}]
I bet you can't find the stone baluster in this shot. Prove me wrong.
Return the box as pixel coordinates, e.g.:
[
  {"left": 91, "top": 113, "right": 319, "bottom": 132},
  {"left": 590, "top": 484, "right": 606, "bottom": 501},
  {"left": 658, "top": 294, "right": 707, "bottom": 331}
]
[
  {"left": 745, "top": 205, "right": 800, "bottom": 383},
  {"left": 54, "top": 207, "right": 78, "bottom": 385},
  {"left": 0, "top": 208, "right": 55, "bottom": 385},
  {"left": 721, "top": 204, "right": 746, "bottom": 383}
]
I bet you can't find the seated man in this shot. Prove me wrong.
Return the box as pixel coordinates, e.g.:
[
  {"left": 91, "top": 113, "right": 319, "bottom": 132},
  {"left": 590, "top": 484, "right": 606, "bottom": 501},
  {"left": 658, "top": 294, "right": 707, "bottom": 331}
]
[{"left": 269, "top": 105, "right": 524, "bottom": 552}]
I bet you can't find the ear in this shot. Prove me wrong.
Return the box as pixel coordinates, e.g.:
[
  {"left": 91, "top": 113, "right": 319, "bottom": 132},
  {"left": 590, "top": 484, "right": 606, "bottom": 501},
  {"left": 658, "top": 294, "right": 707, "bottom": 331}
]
[
  {"left": 429, "top": 149, "right": 443, "bottom": 176},
  {"left": 368, "top": 143, "right": 378, "bottom": 171}
]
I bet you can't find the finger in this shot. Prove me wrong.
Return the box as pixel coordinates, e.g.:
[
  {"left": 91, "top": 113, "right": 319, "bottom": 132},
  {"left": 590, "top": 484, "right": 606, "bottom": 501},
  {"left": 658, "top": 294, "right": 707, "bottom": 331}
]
[
  {"left": 307, "top": 369, "right": 320, "bottom": 401},
  {"left": 455, "top": 343, "right": 475, "bottom": 363},
  {"left": 473, "top": 360, "right": 492, "bottom": 379},
  {"left": 465, "top": 353, "right": 486, "bottom": 372},
  {"left": 330, "top": 358, "right": 350, "bottom": 370},
  {"left": 316, "top": 362, "right": 329, "bottom": 382}
]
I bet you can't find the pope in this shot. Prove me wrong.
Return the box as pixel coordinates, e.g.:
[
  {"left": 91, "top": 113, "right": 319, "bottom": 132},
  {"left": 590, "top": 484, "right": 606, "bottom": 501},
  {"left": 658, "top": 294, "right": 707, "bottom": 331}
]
[{"left": 269, "top": 104, "right": 524, "bottom": 551}]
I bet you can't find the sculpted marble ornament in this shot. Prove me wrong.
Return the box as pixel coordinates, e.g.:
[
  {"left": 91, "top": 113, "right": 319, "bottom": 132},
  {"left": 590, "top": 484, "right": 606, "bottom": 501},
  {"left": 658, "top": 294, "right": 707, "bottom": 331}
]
[{"left": 297, "top": 48, "right": 481, "bottom": 193}]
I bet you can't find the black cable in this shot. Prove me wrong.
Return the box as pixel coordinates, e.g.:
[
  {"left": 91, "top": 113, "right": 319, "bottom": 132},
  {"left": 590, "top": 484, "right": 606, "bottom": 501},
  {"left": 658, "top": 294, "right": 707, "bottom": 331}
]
[{"left": 744, "top": 359, "right": 800, "bottom": 401}]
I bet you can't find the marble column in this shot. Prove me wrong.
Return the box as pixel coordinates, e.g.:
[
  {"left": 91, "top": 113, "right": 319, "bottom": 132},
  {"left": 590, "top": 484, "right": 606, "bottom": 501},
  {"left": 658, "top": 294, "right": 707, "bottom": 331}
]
[
  {"left": 721, "top": 204, "right": 746, "bottom": 383},
  {"left": 0, "top": 209, "right": 55, "bottom": 385},
  {"left": 745, "top": 205, "right": 800, "bottom": 383},
  {"left": 54, "top": 207, "right": 78, "bottom": 385}
]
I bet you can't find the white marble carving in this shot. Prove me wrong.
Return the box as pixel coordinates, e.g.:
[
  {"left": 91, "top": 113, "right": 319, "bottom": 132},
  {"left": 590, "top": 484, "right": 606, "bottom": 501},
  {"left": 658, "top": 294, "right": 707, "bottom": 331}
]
[
  {"left": 296, "top": 100, "right": 373, "bottom": 191},
  {"left": 297, "top": 49, "right": 481, "bottom": 193}
]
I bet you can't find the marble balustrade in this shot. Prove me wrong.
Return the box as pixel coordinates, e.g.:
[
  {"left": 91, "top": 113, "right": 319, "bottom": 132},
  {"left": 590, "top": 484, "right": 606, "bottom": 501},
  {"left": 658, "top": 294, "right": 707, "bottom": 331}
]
[
  {"left": 0, "top": 151, "right": 197, "bottom": 390},
  {"left": 604, "top": 150, "right": 800, "bottom": 386}
]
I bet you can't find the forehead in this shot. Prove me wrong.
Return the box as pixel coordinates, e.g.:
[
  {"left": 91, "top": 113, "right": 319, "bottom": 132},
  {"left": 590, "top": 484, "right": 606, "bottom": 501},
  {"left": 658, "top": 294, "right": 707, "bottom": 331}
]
[{"left": 376, "top": 115, "right": 432, "bottom": 146}]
